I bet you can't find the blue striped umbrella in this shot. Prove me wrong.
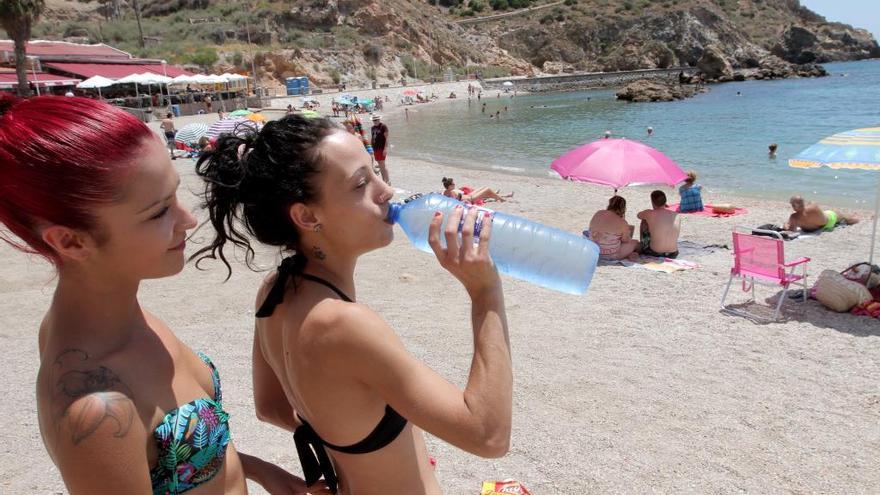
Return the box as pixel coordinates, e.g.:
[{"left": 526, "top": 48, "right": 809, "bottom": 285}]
[
  {"left": 206, "top": 117, "right": 261, "bottom": 140},
  {"left": 789, "top": 127, "right": 880, "bottom": 262},
  {"left": 174, "top": 122, "right": 209, "bottom": 145}
]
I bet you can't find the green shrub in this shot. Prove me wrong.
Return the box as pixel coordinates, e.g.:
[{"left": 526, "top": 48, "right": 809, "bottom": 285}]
[
  {"left": 230, "top": 51, "right": 244, "bottom": 68},
  {"left": 490, "top": 0, "right": 509, "bottom": 10},
  {"left": 189, "top": 47, "right": 219, "bottom": 68},
  {"left": 459, "top": 8, "right": 475, "bottom": 16},
  {"left": 470, "top": 0, "right": 486, "bottom": 12}
]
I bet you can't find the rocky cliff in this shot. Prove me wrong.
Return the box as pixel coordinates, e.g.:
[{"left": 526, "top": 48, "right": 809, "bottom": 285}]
[{"left": 17, "top": 0, "right": 880, "bottom": 90}]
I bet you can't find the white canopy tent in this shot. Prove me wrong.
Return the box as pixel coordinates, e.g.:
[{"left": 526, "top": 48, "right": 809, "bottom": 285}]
[
  {"left": 171, "top": 74, "right": 196, "bottom": 85},
  {"left": 116, "top": 72, "right": 150, "bottom": 97},
  {"left": 77, "top": 75, "right": 115, "bottom": 97}
]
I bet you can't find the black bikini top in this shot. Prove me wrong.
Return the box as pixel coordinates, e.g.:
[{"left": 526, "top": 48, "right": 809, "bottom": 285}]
[{"left": 256, "top": 256, "right": 408, "bottom": 494}]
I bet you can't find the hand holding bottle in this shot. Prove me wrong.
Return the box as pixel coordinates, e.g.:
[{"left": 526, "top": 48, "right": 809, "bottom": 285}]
[
  {"left": 388, "top": 193, "right": 599, "bottom": 295},
  {"left": 427, "top": 204, "right": 501, "bottom": 299}
]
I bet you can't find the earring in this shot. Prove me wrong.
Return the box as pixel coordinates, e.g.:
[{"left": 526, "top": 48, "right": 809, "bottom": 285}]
[{"left": 313, "top": 224, "right": 322, "bottom": 233}]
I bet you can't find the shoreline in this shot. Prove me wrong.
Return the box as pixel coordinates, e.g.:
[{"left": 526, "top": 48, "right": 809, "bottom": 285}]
[{"left": 151, "top": 85, "right": 874, "bottom": 214}]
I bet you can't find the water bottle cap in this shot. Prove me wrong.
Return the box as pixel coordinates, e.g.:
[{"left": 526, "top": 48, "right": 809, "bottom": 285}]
[{"left": 387, "top": 202, "right": 402, "bottom": 224}]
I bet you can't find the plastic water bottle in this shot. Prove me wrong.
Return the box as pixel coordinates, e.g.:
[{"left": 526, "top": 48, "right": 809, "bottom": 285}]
[{"left": 387, "top": 193, "right": 599, "bottom": 295}]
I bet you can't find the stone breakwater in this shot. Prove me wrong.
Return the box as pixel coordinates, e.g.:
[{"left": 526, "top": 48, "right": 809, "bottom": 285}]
[
  {"left": 615, "top": 80, "right": 707, "bottom": 103},
  {"left": 482, "top": 68, "right": 698, "bottom": 93}
]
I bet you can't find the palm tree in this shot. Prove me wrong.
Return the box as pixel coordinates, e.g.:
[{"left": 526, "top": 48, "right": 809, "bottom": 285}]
[{"left": 0, "top": 0, "right": 46, "bottom": 97}]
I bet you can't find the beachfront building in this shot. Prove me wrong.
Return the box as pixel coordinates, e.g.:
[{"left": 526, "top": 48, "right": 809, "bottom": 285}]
[
  {"left": 0, "top": 40, "right": 249, "bottom": 118},
  {"left": 0, "top": 40, "right": 189, "bottom": 95}
]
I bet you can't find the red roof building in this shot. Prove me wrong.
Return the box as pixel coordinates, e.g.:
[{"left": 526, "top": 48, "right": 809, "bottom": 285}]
[
  {"left": 0, "top": 72, "right": 81, "bottom": 90},
  {"left": 0, "top": 40, "right": 132, "bottom": 63},
  {"left": 0, "top": 40, "right": 195, "bottom": 86},
  {"left": 45, "top": 62, "right": 193, "bottom": 80}
]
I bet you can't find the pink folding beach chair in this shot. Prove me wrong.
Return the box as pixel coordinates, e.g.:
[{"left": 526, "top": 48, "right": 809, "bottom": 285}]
[{"left": 720, "top": 227, "right": 811, "bottom": 321}]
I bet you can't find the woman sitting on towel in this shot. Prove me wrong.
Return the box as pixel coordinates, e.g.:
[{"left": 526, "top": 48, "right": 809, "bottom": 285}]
[
  {"left": 678, "top": 171, "right": 704, "bottom": 213},
  {"left": 588, "top": 196, "right": 639, "bottom": 260},
  {"left": 442, "top": 177, "right": 512, "bottom": 204}
]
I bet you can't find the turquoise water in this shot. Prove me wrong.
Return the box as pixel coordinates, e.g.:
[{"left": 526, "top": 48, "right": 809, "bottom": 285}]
[{"left": 388, "top": 60, "right": 880, "bottom": 208}]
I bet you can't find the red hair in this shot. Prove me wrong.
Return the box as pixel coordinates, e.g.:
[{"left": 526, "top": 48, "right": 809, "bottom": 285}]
[{"left": 0, "top": 94, "right": 153, "bottom": 265}]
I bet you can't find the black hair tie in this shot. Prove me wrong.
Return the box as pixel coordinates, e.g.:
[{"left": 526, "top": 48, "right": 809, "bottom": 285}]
[{"left": 255, "top": 254, "right": 306, "bottom": 318}]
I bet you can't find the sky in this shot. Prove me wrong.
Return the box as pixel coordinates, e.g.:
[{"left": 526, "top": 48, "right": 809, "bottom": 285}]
[{"left": 800, "top": 0, "right": 880, "bottom": 40}]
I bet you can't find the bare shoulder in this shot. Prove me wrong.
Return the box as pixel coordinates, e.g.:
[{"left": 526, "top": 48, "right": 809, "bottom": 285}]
[
  {"left": 39, "top": 348, "right": 150, "bottom": 492},
  {"left": 45, "top": 349, "right": 139, "bottom": 447},
  {"left": 302, "top": 301, "right": 396, "bottom": 355}
]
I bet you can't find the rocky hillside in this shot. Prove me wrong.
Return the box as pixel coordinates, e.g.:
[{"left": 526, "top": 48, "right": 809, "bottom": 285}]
[{"left": 12, "top": 0, "right": 880, "bottom": 90}]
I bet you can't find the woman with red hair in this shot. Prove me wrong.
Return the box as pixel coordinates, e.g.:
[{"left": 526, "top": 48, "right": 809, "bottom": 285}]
[{"left": 0, "top": 95, "right": 323, "bottom": 494}]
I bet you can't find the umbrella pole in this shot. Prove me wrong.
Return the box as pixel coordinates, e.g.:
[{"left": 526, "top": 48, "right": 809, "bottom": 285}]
[{"left": 871, "top": 178, "right": 880, "bottom": 265}]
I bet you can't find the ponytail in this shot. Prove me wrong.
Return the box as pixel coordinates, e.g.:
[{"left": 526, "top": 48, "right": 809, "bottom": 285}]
[{"left": 191, "top": 115, "right": 339, "bottom": 278}]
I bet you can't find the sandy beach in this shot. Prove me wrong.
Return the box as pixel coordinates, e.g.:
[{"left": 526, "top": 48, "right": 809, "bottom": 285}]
[{"left": 2, "top": 95, "right": 879, "bottom": 494}]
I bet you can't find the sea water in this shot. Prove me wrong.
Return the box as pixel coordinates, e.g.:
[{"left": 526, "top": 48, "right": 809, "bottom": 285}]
[{"left": 388, "top": 60, "right": 880, "bottom": 209}]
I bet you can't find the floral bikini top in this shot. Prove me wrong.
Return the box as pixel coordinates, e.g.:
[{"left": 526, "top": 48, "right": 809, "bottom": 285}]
[{"left": 150, "top": 353, "right": 231, "bottom": 495}]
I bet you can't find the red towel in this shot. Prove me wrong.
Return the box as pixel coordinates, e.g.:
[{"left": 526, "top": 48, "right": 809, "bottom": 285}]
[
  {"left": 667, "top": 203, "right": 748, "bottom": 217},
  {"left": 458, "top": 186, "right": 485, "bottom": 206}
]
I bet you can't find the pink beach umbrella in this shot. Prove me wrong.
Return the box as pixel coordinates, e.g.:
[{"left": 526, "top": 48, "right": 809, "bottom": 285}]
[{"left": 551, "top": 138, "right": 687, "bottom": 191}]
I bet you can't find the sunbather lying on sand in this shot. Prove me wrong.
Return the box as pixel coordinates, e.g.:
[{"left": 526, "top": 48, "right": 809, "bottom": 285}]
[
  {"left": 442, "top": 177, "right": 513, "bottom": 203},
  {"left": 784, "top": 195, "right": 859, "bottom": 232}
]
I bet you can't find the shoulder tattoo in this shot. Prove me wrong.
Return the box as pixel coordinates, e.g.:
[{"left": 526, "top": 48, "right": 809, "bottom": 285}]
[{"left": 51, "top": 349, "right": 135, "bottom": 445}]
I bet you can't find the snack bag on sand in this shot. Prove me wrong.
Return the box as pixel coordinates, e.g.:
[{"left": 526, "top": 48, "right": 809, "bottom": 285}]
[{"left": 481, "top": 480, "right": 532, "bottom": 495}]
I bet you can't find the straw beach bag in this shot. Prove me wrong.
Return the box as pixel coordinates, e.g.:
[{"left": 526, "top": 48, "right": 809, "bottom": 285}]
[{"left": 814, "top": 269, "right": 873, "bottom": 312}]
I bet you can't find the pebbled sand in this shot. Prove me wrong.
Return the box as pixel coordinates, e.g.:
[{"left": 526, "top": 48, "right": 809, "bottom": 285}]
[{"left": 1, "top": 100, "right": 879, "bottom": 494}]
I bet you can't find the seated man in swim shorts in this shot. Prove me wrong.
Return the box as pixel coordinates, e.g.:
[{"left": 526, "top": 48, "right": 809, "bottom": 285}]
[
  {"left": 784, "top": 195, "right": 859, "bottom": 232},
  {"left": 637, "top": 190, "right": 680, "bottom": 258}
]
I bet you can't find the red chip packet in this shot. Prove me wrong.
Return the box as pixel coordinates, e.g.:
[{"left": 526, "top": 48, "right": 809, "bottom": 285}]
[{"left": 481, "top": 480, "right": 532, "bottom": 494}]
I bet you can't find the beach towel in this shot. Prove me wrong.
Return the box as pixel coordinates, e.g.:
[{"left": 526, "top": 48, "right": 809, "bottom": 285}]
[
  {"left": 677, "top": 240, "right": 728, "bottom": 258},
  {"left": 597, "top": 256, "right": 698, "bottom": 273},
  {"left": 667, "top": 203, "right": 748, "bottom": 217},
  {"left": 851, "top": 300, "right": 880, "bottom": 319},
  {"left": 458, "top": 186, "right": 486, "bottom": 206}
]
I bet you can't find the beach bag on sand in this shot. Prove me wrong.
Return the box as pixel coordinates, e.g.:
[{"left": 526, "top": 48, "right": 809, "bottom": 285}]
[
  {"left": 712, "top": 203, "right": 736, "bottom": 214},
  {"left": 841, "top": 262, "right": 880, "bottom": 290},
  {"left": 815, "top": 269, "right": 873, "bottom": 312}
]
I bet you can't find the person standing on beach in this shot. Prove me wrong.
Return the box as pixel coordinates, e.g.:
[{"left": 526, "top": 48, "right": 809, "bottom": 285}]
[
  {"left": 0, "top": 95, "right": 318, "bottom": 494},
  {"left": 482, "top": 102, "right": 487, "bottom": 113},
  {"left": 159, "top": 111, "right": 177, "bottom": 160},
  {"left": 193, "top": 115, "right": 512, "bottom": 494},
  {"left": 371, "top": 113, "right": 390, "bottom": 184}
]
